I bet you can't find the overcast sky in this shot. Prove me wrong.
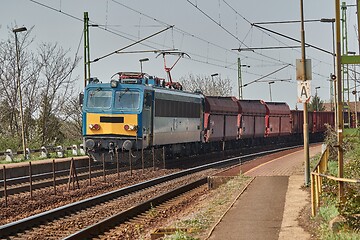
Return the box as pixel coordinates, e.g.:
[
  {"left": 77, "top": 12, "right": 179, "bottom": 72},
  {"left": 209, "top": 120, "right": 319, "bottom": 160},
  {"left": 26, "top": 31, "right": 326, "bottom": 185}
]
[{"left": 2, "top": 0, "right": 358, "bottom": 109}]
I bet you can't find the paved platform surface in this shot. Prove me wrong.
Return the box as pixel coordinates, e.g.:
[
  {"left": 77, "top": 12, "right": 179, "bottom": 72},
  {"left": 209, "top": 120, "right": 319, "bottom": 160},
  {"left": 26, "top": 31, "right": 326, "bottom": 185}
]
[{"left": 207, "top": 145, "right": 322, "bottom": 240}]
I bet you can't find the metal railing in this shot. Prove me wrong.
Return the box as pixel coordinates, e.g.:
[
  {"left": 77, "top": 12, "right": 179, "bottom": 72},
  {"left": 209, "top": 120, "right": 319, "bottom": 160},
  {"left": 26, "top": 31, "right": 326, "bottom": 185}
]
[
  {"left": 0, "top": 145, "right": 85, "bottom": 161},
  {"left": 311, "top": 145, "right": 360, "bottom": 216}
]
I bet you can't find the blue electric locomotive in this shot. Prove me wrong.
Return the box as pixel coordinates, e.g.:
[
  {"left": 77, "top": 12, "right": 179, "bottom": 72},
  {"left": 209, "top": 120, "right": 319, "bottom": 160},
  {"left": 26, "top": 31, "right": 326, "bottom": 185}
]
[{"left": 82, "top": 72, "right": 204, "bottom": 161}]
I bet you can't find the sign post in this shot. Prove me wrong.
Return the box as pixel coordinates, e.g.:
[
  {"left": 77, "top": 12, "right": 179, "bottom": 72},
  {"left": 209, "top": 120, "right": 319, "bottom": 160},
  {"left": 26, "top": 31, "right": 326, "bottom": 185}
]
[
  {"left": 296, "top": 58, "right": 312, "bottom": 186},
  {"left": 299, "top": 0, "right": 311, "bottom": 186},
  {"left": 297, "top": 80, "right": 311, "bottom": 103}
]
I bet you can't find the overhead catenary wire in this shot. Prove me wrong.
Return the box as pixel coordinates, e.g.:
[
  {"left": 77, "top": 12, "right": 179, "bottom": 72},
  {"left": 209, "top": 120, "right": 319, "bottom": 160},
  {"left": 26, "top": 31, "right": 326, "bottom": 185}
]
[
  {"left": 252, "top": 24, "right": 334, "bottom": 56},
  {"left": 28, "top": 0, "right": 330, "bottom": 82},
  {"left": 29, "top": 0, "right": 265, "bottom": 75},
  {"left": 107, "top": 0, "right": 304, "bottom": 75},
  {"left": 241, "top": 64, "right": 292, "bottom": 87},
  {"left": 185, "top": 0, "right": 295, "bottom": 67},
  {"left": 91, "top": 25, "right": 174, "bottom": 63},
  {"left": 221, "top": 0, "right": 333, "bottom": 78},
  {"left": 110, "top": 0, "right": 293, "bottom": 70},
  {"left": 110, "top": 1, "right": 239, "bottom": 59},
  {"left": 29, "top": 0, "right": 250, "bottom": 73}
]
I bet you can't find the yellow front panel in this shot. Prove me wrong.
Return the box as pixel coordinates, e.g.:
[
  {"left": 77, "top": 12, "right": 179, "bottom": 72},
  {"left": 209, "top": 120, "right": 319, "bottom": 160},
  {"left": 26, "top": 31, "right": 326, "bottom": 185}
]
[{"left": 86, "top": 113, "right": 138, "bottom": 136}]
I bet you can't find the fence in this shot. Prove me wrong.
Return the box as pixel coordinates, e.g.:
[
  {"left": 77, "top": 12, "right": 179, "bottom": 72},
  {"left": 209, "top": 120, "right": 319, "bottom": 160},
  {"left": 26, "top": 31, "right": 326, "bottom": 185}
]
[
  {"left": 0, "top": 145, "right": 86, "bottom": 161},
  {"left": 310, "top": 145, "right": 360, "bottom": 216}
]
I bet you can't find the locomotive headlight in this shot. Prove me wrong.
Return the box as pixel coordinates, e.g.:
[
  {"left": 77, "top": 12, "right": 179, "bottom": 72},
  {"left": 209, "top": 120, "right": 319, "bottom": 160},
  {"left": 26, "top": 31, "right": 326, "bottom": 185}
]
[
  {"left": 110, "top": 80, "right": 118, "bottom": 88},
  {"left": 85, "top": 139, "right": 95, "bottom": 150},
  {"left": 124, "top": 124, "right": 137, "bottom": 131},
  {"left": 89, "top": 124, "right": 101, "bottom": 130}
]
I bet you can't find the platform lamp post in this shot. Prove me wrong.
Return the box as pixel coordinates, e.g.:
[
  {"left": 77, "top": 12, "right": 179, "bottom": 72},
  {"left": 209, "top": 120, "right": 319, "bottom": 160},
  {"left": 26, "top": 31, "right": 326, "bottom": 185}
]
[
  {"left": 237, "top": 58, "right": 251, "bottom": 99},
  {"left": 335, "top": 0, "right": 344, "bottom": 203},
  {"left": 352, "top": 89, "right": 358, "bottom": 127},
  {"left": 139, "top": 58, "right": 149, "bottom": 75},
  {"left": 348, "top": 51, "right": 356, "bottom": 127},
  {"left": 315, "top": 86, "right": 321, "bottom": 111},
  {"left": 320, "top": 18, "right": 336, "bottom": 113},
  {"left": 13, "top": 26, "right": 27, "bottom": 159},
  {"left": 211, "top": 73, "right": 219, "bottom": 81},
  {"left": 299, "top": 0, "right": 311, "bottom": 186},
  {"left": 268, "top": 81, "right": 275, "bottom": 101}
]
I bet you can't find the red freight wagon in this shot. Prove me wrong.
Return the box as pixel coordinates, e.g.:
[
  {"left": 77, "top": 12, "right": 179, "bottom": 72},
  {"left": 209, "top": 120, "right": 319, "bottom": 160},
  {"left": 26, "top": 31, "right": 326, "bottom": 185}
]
[
  {"left": 290, "top": 110, "right": 303, "bottom": 134},
  {"left": 204, "top": 96, "right": 239, "bottom": 142},
  {"left": 312, "top": 111, "right": 335, "bottom": 133},
  {"left": 264, "top": 102, "right": 291, "bottom": 137},
  {"left": 237, "top": 100, "right": 267, "bottom": 139},
  {"left": 290, "top": 110, "right": 314, "bottom": 134}
]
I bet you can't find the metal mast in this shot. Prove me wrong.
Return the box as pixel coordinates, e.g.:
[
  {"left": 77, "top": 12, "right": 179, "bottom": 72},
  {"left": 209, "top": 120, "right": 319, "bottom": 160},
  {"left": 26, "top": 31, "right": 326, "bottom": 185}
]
[
  {"left": 238, "top": 57, "right": 243, "bottom": 99},
  {"left": 341, "top": 2, "right": 351, "bottom": 127},
  {"left": 84, "top": 12, "right": 90, "bottom": 88}
]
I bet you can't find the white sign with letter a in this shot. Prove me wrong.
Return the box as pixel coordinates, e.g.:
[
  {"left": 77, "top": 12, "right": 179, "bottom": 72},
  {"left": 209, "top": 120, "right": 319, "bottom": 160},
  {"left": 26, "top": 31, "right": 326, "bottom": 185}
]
[{"left": 297, "top": 81, "right": 311, "bottom": 103}]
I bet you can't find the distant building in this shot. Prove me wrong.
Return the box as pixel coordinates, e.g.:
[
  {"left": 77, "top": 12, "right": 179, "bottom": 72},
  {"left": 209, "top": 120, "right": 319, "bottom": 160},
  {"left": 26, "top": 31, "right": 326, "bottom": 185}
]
[{"left": 323, "top": 101, "right": 360, "bottom": 128}]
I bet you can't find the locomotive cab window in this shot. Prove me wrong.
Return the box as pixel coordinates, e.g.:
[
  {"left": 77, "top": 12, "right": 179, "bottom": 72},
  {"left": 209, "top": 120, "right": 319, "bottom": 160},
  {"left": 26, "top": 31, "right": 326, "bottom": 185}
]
[
  {"left": 87, "top": 89, "right": 112, "bottom": 108},
  {"left": 144, "top": 92, "right": 152, "bottom": 108},
  {"left": 115, "top": 90, "right": 140, "bottom": 110}
]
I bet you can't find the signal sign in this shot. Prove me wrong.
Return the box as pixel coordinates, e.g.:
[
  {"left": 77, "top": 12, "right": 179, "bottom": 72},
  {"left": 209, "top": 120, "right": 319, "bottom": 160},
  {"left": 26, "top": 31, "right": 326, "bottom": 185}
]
[
  {"left": 297, "top": 81, "right": 311, "bottom": 103},
  {"left": 296, "top": 59, "right": 312, "bottom": 80}
]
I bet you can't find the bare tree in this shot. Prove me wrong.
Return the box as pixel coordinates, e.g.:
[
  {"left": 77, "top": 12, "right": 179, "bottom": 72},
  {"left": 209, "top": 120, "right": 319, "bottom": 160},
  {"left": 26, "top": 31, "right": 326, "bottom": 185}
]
[
  {"left": 179, "top": 73, "right": 233, "bottom": 96},
  {"left": 37, "top": 42, "right": 80, "bottom": 145},
  {"left": 0, "top": 25, "right": 80, "bottom": 150},
  {"left": 61, "top": 95, "right": 83, "bottom": 143},
  {"left": 0, "top": 26, "right": 36, "bottom": 140}
]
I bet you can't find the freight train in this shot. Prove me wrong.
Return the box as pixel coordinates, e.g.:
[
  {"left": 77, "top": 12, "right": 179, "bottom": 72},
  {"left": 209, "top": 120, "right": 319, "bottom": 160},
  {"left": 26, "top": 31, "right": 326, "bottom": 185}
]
[{"left": 82, "top": 72, "right": 335, "bottom": 161}]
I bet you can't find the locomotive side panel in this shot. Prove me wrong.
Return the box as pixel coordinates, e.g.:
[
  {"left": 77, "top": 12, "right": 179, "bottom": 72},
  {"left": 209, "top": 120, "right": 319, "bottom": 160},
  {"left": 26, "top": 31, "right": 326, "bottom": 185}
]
[
  {"left": 152, "top": 90, "right": 203, "bottom": 146},
  {"left": 141, "top": 90, "right": 154, "bottom": 149}
]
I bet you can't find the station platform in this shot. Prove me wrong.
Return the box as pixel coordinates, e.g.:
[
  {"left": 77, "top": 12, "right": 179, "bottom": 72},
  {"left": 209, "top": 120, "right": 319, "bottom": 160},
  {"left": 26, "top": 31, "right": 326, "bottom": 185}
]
[{"left": 207, "top": 145, "right": 322, "bottom": 240}]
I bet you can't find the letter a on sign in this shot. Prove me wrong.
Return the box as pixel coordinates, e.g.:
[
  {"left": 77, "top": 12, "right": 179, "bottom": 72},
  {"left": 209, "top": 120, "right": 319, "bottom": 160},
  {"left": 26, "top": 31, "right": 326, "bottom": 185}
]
[{"left": 297, "top": 81, "right": 311, "bottom": 103}]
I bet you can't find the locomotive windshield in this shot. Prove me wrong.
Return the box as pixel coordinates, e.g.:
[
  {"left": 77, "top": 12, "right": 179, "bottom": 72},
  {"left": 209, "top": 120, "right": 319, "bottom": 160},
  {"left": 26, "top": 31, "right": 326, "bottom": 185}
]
[
  {"left": 115, "top": 90, "right": 140, "bottom": 110},
  {"left": 86, "top": 89, "right": 112, "bottom": 108}
]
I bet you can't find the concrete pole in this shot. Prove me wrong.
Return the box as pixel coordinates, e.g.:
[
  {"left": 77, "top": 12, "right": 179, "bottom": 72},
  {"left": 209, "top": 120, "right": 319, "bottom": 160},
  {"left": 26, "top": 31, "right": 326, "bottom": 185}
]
[
  {"left": 355, "top": 72, "right": 358, "bottom": 127},
  {"left": 300, "top": 0, "right": 310, "bottom": 186},
  {"left": 335, "top": 0, "right": 344, "bottom": 203},
  {"left": 357, "top": 1, "right": 360, "bottom": 52},
  {"left": 238, "top": 57, "right": 243, "bottom": 99},
  {"left": 332, "top": 22, "right": 338, "bottom": 128},
  {"left": 84, "top": 12, "right": 90, "bottom": 88},
  {"left": 14, "top": 29, "right": 27, "bottom": 160},
  {"left": 356, "top": 0, "right": 360, "bottom": 127}
]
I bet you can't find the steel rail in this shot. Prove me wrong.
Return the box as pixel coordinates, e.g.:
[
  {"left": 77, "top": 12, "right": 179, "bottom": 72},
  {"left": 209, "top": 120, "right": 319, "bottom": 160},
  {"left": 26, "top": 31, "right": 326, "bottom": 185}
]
[
  {"left": 0, "top": 165, "right": 107, "bottom": 197},
  {"left": 0, "top": 145, "right": 298, "bottom": 237},
  {"left": 0, "top": 162, "right": 100, "bottom": 186},
  {"left": 64, "top": 178, "right": 207, "bottom": 239}
]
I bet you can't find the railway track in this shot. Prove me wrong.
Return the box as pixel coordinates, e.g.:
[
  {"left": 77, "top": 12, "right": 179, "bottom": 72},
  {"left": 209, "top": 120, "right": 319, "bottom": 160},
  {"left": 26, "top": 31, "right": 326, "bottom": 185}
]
[
  {"left": 0, "top": 143, "right": 278, "bottom": 197},
  {"left": 0, "top": 163, "right": 106, "bottom": 197},
  {"left": 0, "top": 145, "right": 299, "bottom": 239}
]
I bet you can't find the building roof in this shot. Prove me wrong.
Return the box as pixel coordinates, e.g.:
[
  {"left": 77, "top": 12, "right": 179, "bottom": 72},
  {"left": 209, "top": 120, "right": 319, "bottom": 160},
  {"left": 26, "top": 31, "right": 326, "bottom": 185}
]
[{"left": 323, "top": 101, "right": 360, "bottom": 112}]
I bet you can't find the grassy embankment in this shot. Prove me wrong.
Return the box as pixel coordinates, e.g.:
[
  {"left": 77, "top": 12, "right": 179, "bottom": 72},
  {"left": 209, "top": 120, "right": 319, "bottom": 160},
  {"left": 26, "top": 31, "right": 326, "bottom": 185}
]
[{"left": 310, "top": 127, "right": 359, "bottom": 239}]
